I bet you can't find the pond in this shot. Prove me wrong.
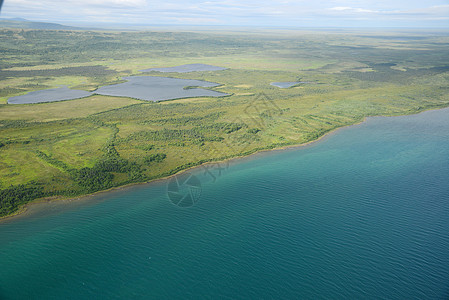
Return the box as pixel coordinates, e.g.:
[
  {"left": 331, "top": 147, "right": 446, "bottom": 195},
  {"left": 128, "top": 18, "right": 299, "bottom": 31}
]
[
  {"left": 7, "top": 86, "right": 93, "bottom": 104},
  {"left": 140, "top": 63, "right": 227, "bottom": 73},
  {"left": 94, "top": 76, "right": 228, "bottom": 101},
  {"left": 8, "top": 75, "right": 228, "bottom": 104},
  {"left": 270, "top": 82, "right": 312, "bottom": 88}
]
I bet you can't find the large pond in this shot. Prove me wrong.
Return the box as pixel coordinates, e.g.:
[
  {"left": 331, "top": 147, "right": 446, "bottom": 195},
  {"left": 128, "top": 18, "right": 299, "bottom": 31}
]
[
  {"left": 7, "top": 86, "right": 92, "bottom": 104},
  {"left": 7, "top": 75, "right": 228, "bottom": 104},
  {"left": 140, "top": 63, "right": 227, "bottom": 73},
  {"left": 95, "top": 76, "right": 228, "bottom": 102}
]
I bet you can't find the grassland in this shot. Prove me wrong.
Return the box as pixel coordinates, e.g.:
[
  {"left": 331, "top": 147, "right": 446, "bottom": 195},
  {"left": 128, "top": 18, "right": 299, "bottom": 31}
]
[{"left": 1, "top": 28, "right": 449, "bottom": 217}]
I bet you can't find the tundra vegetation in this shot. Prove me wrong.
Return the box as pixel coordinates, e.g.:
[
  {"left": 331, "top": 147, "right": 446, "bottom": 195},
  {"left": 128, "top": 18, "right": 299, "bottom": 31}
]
[{"left": 1, "top": 28, "right": 449, "bottom": 216}]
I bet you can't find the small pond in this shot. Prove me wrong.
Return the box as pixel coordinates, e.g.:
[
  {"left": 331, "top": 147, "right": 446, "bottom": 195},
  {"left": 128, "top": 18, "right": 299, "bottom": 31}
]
[
  {"left": 140, "top": 63, "right": 226, "bottom": 73},
  {"left": 270, "top": 82, "right": 312, "bottom": 88}
]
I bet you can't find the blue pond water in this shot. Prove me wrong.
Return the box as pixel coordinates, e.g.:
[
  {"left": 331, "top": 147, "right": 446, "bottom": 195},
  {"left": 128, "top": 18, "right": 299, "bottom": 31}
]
[
  {"left": 140, "top": 63, "right": 227, "bottom": 73},
  {"left": 7, "top": 64, "right": 228, "bottom": 104},
  {"left": 7, "top": 86, "right": 92, "bottom": 104},
  {"left": 270, "top": 82, "right": 312, "bottom": 88},
  {"left": 1, "top": 108, "right": 449, "bottom": 299},
  {"left": 7, "top": 76, "right": 228, "bottom": 104},
  {"left": 94, "top": 76, "right": 228, "bottom": 102}
]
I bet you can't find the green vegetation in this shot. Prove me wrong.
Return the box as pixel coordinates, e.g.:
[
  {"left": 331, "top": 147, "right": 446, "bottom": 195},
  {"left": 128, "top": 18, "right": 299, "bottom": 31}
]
[
  {"left": 0, "top": 182, "right": 45, "bottom": 216},
  {"left": 1, "top": 28, "right": 449, "bottom": 217},
  {"left": 145, "top": 153, "right": 167, "bottom": 163}
]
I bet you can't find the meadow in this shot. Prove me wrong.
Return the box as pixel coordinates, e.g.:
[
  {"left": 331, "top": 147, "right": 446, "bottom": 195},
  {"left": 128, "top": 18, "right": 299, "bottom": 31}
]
[{"left": 1, "top": 28, "right": 448, "bottom": 216}]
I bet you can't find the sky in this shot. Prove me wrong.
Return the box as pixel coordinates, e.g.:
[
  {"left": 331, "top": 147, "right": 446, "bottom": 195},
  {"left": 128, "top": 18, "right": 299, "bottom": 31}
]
[{"left": 1, "top": 0, "right": 449, "bottom": 28}]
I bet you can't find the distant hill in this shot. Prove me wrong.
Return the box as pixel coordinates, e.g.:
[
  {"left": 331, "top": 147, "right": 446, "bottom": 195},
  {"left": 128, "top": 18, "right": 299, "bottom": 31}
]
[{"left": 0, "top": 18, "right": 89, "bottom": 30}]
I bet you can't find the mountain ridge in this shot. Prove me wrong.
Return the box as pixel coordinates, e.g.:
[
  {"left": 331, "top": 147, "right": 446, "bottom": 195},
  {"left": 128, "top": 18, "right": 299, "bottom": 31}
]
[{"left": 0, "top": 18, "right": 91, "bottom": 30}]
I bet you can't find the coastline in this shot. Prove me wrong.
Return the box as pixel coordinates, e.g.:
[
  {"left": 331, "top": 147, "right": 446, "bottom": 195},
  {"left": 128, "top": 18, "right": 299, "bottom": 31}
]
[{"left": 2, "top": 105, "right": 447, "bottom": 223}]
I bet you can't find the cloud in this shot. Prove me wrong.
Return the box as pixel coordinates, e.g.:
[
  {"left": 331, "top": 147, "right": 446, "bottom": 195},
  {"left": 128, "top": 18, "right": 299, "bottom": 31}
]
[
  {"left": 2, "top": 0, "right": 449, "bottom": 27},
  {"left": 89, "top": 0, "right": 147, "bottom": 6},
  {"left": 392, "top": 4, "right": 449, "bottom": 16},
  {"left": 327, "top": 4, "right": 449, "bottom": 21},
  {"left": 170, "top": 17, "right": 220, "bottom": 24},
  {"left": 330, "top": 7, "right": 377, "bottom": 13}
]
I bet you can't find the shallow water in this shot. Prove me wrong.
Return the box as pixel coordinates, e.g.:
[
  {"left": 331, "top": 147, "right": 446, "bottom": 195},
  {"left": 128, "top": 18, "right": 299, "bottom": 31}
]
[
  {"left": 1, "top": 108, "right": 449, "bottom": 299},
  {"left": 140, "top": 63, "right": 226, "bottom": 73},
  {"left": 94, "top": 76, "right": 228, "bottom": 101},
  {"left": 270, "top": 81, "right": 314, "bottom": 88},
  {"left": 7, "top": 86, "right": 92, "bottom": 104},
  {"left": 8, "top": 75, "right": 228, "bottom": 104}
]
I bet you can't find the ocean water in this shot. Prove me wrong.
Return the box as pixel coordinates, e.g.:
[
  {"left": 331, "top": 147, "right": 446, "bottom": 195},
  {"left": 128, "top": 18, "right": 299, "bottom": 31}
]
[{"left": 1, "top": 108, "right": 449, "bottom": 299}]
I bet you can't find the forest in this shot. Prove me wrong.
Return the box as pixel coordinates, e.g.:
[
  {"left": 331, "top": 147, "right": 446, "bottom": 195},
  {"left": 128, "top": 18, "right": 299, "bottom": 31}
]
[{"left": 1, "top": 28, "right": 449, "bottom": 217}]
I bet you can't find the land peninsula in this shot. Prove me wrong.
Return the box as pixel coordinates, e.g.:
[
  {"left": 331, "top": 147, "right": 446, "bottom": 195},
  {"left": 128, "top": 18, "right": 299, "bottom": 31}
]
[{"left": 1, "top": 28, "right": 449, "bottom": 217}]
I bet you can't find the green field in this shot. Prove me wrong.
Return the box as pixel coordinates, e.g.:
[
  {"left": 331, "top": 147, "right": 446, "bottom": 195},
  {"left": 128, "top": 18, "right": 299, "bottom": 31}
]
[{"left": 1, "top": 28, "right": 449, "bottom": 217}]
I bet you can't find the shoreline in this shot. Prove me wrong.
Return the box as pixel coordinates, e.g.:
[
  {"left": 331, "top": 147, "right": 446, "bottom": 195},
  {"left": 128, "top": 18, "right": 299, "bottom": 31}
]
[{"left": 1, "top": 105, "right": 447, "bottom": 223}]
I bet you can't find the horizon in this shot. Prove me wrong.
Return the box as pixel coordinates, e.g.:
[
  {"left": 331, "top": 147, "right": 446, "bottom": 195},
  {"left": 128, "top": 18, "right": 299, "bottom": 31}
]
[{"left": 1, "top": 17, "right": 449, "bottom": 32}]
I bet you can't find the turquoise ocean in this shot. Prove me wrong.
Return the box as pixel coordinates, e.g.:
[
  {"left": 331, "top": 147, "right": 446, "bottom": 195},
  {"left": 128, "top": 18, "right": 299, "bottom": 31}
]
[{"left": 1, "top": 108, "right": 449, "bottom": 299}]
